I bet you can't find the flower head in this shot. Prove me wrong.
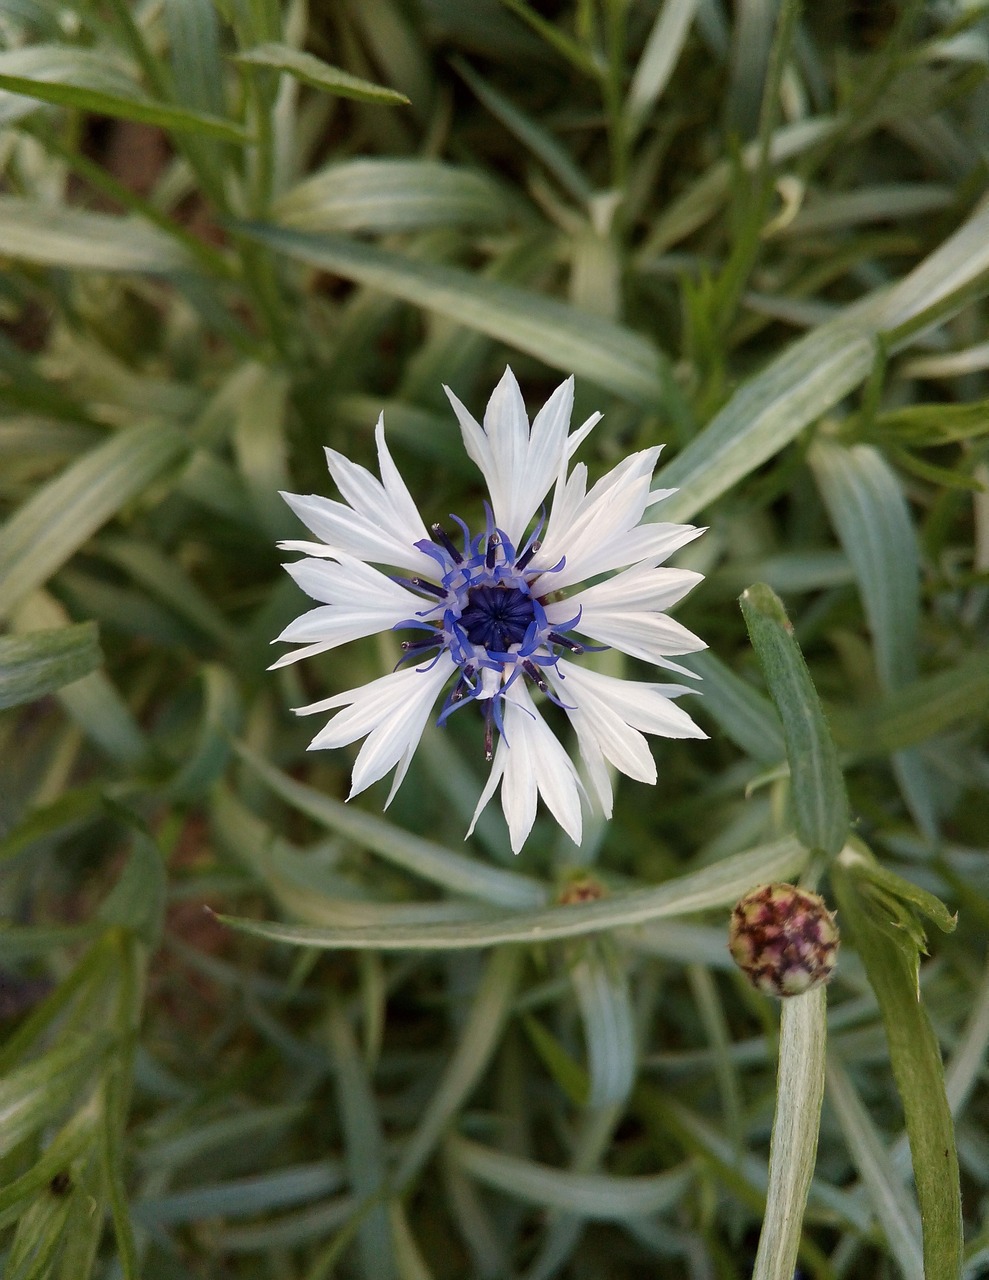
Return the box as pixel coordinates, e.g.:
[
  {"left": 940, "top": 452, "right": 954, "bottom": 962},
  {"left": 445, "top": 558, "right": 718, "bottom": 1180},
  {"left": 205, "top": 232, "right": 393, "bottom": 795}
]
[
  {"left": 728, "top": 884, "right": 840, "bottom": 997},
  {"left": 273, "top": 367, "right": 706, "bottom": 853}
]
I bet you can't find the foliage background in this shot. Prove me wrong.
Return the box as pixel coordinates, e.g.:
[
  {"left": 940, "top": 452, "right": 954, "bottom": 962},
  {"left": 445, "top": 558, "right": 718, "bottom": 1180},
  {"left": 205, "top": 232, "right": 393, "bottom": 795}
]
[{"left": 1, "top": 0, "right": 988, "bottom": 1276}]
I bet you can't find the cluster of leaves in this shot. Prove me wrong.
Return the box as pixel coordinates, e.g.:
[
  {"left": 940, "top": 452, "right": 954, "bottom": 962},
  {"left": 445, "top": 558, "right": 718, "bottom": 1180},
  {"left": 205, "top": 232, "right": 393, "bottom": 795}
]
[{"left": 1, "top": 0, "right": 988, "bottom": 1277}]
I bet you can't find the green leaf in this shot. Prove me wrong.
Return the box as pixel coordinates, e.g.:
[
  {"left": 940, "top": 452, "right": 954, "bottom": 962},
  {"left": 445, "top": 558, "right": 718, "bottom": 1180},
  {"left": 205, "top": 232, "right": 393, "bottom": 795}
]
[
  {"left": 233, "top": 222, "right": 672, "bottom": 406},
  {"left": 0, "top": 424, "right": 189, "bottom": 623},
  {"left": 232, "top": 43, "right": 410, "bottom": 104},
  {"left": 570, "top": 940, "right": 637, "bottom": 1109},
  {"left": 135, "top": 1162, "right": 344, "bottom": 1226},
  {"left": 452, "top": 58, "right": 593, "bottom": 204},
  {"left": 0, "top": 197, "right": 198, "bottom": 273},
  {"left": 448, "top": 1135, "right": 691, "bottom": 1218},
  {"left": 0, "top": 623, "right": 101, "bottom": 710},
  {"left": 809, "top": 440, "right": 918, "bottom": 690},
  {"left": 98, "top": 829, "right": 167, "bottom": 947},
  {"left": 394, "top": 947, "right": 521, "bottom": 1189},
  {"left": 626, "top": 0, "right": 701, "bottom": 138},
  {"left": 851, "top": 647, "right": 989, "bottom": 757},
  {"left": 215, "top": 834, "right": 808, "bottom": 951},
  {"left": 682, "top": 650, "right": 785, "bottom": 764},
  {"left": 739, "top": 583, "right": 849, "bottom": 856},
  {"left": 655, "top": 197, "right": 989, "bottom": 523},
  {"left": 164, "top": 0, "right": 227, "bottom": 118},
  {"left": 521, "top": 1014, "right": 589, "bottom": 1107},
  {"left": 857, "top": 398, "right": 989, "bottom": 446},
  {"left": 827, "top": 1055, "right": 924, "bottom": 1280},
  {"left": 274, "top": 159, "right": 515, "bottom": 235},
  {"left": 832, "top": 845, "right": 962, "bottom": 1280},
  {"left": 751, "top": 987, "right": 828, "bottom": 1280},
  {"left": 0, "top": 1035, "right": 107, "bottom": 1160},
  {"left": 0, "top": 44, "right": 140, "bottom": 124},
  {"left": 327, "top": 1005, "right": 397, "bottom": 1280},
  {"left": 0, "top": 65, "right": 249, "bottom": 140},
  {"left": 166, "top": 665, "right": 242, "bottom": 801},
  {"left": 496, "top": 0, "right": 601, "bottom": 77},
  {"left": 232, "top": 743, "right": 547, "bottom": 910},
  {"left": 809, "top": 438, "right": 934, "bottom": 834}
]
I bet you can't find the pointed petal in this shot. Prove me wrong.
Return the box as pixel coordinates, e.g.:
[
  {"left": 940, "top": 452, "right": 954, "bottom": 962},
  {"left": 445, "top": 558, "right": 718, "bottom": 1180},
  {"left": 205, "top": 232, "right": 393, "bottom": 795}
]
[
  {"left": 499, "top": 683, "right": 583, "bottom": 853},
  {"left": 551, "top": 563, "right": 704, "bottom": 619},
  {"left": 572, "top": 608, "right": 707, "bottom": 666},
  {"left": 535, "top": 521, "right": 704, "bottom": 593},
  {"left": 447, "top": 369, "right": 582, "bottom": 546},
  {"left": 305, "top": 656, "right": 455, "bottom": 800},
  {"left": 280, "top": 418, "right": 431, "bottom": 573},
  {"left": 281, "top": 491, "right": 435, "bottom": 574}
]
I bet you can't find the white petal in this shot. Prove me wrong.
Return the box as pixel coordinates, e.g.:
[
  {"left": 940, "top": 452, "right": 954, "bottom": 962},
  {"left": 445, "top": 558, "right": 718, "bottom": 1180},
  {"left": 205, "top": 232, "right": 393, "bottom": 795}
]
[
  {"left": 549, "top": 665, "right": 655, "bottom": 794},
  {"left": 550, "top": 563, "right": 703, "bottom": 619},
  {"left": 283, "top": 553, "right": 423, "bottom": 609},
  {"left": 572, "top": 608, "right": 707, "bottom": 666},
  {"left": 554, "top": 663, "right": 707, "bottom": 742},
  {"left": 547, "top": 662, "right": 706, "bottom": 812},
  {"left": 281, "top": 491, "right": 434, "bottom": 575},
  {"left": 535, "top": 522, "right": 704, "bottom": 593},
  {"left": 507, "top": 374, "right": 574, "bottom": 543},
  {"left": 469, "top": 682, "right": 583, "bottom": 854},
  {"left": 271, "top": 554, "right": 426, "bottom": 659},
  {"left": 482, "top": 367, "right": 529, "bottom": 539},
  {"left": 445, "top": 368, "right": 581, "bottom": 546},
  {"left": 532, "top": 449, "right": 665, "bottom": 591},
  {"left": 305, "top": 656, "right": 455, "bottom": 799},
  {"left": 280, "top": 417, "right": 432, "bottom": 574}
]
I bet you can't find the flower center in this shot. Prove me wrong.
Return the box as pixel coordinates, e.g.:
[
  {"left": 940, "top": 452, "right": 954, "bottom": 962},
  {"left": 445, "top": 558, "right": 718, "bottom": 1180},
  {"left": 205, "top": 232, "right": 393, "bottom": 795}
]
[
  {"left": 459, "top": 584, "right": 536, "bottom": 651},
  {"left": 395, "top": 513, "right": 589, "bottom": 757}
]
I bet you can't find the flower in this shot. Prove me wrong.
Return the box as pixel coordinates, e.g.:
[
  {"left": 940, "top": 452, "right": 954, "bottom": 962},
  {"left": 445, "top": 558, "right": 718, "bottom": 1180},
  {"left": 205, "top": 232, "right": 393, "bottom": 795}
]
[{"left": 273, "top": 367, "right": 707, "bottom": 853}]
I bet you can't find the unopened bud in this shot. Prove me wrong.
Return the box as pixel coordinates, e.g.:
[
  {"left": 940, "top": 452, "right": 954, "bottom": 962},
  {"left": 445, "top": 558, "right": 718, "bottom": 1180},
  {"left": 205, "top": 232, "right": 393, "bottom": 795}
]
[{"left": 729, "top": 883, "right": 839, "bottom": 998}]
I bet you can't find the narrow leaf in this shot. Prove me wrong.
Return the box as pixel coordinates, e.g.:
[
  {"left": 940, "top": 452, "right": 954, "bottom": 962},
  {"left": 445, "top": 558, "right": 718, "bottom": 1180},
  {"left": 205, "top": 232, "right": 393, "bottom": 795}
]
[
  {"left": 0, "top": 197, "right": 197, "bottom": 273},
  {"left": 740, "top": 583, "right": 849, "bottom": 856},
  {"left": 233, "top": 43, "right": 410, "bottom": 104},
  {"left": 234, "top": 222, "right": 671, "bottom": 406},
  {"left": 0, "top": 623, "right": 101, "bottom": 710},
  {"left": 570, "top": 941, "right": 637, "bottom": 1109},
  {"left": 449, "top": 1135, "right": 691, "bottom": 1219},
  {"left": 832, "top": 846, "right": 963, "bottom": 1280},
  {"left": 0, "top": 69, "right": 249, "bottom": 139},
  {"left": 0, "top": 424, "right": 189, "bottom": 622},
  {"left": 655, "top": 198, "right": 989, "bottom": 523},
  {"left": 827, "top": 1055, "right": 924, "bottom": 1280},
  {"left": 216, "top": 835, "right": 808, "bottom": 951}
]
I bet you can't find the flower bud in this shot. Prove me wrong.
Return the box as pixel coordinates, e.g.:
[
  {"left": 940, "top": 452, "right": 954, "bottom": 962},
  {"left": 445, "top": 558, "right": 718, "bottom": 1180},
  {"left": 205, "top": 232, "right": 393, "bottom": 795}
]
[{"left": 728, "top": 883, "right": 838, "bottom": 997}]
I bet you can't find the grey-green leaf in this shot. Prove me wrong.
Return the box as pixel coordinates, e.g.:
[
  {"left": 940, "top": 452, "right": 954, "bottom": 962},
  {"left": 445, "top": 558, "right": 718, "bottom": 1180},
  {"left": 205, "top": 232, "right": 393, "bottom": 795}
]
[
  {"left": 0, "top": 623, "right": 101, "bottom": 710},
  {"left": 216, "top": 835, "right": 808, "bottom": 951},
  {"left": 0, "top": 52, "right": 249, "bottom": 139},
  {"left": 0, "top": 197, "right": 198, "bottom": 273},
  {"left": 739, "top": 583, "right": 849, "bottom": 856},
  {"left": 232, "top": 43, "right": 410, "bottom": 104},
  {"left": 0, "top": 424, "right": 189, "bottom": 623},
  {"left": 233, "top": 222, "right": 671, "bottom": 406},
  {"left": 274, "top": 159, "right": 514, "bottom": 235},
  {"left": 832, "top": 846, "right": 963, "bottom": 1280}
]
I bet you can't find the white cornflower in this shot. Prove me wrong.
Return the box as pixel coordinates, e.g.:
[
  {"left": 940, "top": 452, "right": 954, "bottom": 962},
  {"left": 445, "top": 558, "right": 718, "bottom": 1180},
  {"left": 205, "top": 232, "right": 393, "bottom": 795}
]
[{"left": 273, "top": 367, "right": 707, "bottom": 853}]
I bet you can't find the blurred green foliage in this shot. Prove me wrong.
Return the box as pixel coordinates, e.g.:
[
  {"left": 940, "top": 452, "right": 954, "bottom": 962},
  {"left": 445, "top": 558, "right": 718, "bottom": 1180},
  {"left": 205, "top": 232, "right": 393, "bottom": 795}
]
[{"left": 1, "top": 0, "right": 988, "bottom": 1276}]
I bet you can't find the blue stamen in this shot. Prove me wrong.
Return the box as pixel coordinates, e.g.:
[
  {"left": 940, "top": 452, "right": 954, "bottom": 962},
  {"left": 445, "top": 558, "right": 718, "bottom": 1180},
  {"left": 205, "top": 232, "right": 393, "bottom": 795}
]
[{"left": 395, "top": 508, "right": 605, "bottom": 757}]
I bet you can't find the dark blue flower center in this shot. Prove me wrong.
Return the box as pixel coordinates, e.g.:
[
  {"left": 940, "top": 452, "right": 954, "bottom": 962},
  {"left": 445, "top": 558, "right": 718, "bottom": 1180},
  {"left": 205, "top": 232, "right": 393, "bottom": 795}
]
[{"left": 459, "top": 584, "right": 536, "bottom": 652}]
